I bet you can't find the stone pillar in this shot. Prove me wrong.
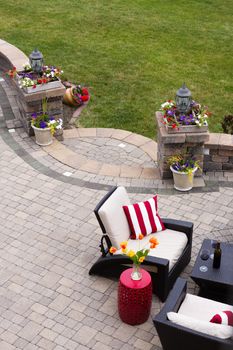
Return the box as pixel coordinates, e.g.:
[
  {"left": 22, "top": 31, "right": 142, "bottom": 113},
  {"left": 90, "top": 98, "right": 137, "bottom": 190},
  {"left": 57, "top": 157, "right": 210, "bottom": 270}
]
[
  {"left": 13, "top": 81, "right": 65, "bottom": 136},
  {"left": 156, "top": 111, "right": 210, "bottom": 179}
]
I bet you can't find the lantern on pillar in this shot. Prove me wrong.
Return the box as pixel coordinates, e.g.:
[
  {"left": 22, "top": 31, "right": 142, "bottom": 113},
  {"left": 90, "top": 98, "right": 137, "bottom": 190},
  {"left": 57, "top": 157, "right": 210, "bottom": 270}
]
[
  {"left": 175, "top": 83, "right": 192, "bottom": 114},
  {"left": 29, "top": 49, "right": 44, "bottom": 74}
]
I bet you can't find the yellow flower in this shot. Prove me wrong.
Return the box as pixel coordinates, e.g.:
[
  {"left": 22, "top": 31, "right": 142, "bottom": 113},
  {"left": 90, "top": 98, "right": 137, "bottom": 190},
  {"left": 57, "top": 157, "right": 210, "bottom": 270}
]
[
  {"left": 139, "top": 256, "right": 145, "bottom": 263},
  {"left": 120, "top": 241, "right": 128, "bottom": 250},
  {"left": 127, "top": 250, "right": 135, "bottom": 258},
  {"left": 122, "top": 248, "right": 127, "bottom": 253},
  {"left": 109, "top": 246, "right": 117, "bottom": 254}
]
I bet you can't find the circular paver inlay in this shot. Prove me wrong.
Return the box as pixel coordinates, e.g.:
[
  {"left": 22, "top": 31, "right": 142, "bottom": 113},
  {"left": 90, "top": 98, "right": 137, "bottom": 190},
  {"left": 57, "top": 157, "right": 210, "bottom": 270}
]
[{"left": 62, "top": 137, "right": 155, "bottom": 167}]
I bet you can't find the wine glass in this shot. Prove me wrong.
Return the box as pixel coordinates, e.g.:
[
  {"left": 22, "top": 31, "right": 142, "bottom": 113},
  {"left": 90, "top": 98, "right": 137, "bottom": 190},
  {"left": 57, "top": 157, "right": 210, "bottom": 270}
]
[
  {"left": 199, "top": 248, "right": 210, "bottom": 272},
  {"left": 200, "top": 249, "right": 210, "bottom": 260}
]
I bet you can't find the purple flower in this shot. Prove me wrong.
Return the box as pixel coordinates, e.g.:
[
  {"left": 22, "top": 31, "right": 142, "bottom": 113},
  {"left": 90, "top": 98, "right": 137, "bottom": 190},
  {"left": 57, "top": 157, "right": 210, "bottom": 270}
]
[
  {"left": 31, "top": 113, "right": 37, "bottom": 119},
  {"left": 167, "top": 110, "right": 174, "bottom": 116},
  {"left": 39, "top": 121, "right": 47, "bottom": 128},
  {"left": 49, "top": 117, "right": 55, "bottom": 121}
]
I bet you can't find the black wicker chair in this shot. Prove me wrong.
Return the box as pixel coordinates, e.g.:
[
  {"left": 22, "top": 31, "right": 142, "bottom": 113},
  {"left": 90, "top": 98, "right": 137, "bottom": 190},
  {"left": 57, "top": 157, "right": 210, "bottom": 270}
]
[
  {"left": 89, "top": 186, "right": 193, "bottom": 302},
  {"left": 153, "top": 278, "right": 233, "bottom": 350}
]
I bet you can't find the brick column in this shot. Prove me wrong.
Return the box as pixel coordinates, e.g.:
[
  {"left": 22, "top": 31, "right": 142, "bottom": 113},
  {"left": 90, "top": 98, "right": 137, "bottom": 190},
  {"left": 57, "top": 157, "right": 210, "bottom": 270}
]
[
  {"left": 13, "top": 82, "right": 65, "bottom": 136},
  {"left": 156, "top": 111, "right": 210, "bottom": 179}
]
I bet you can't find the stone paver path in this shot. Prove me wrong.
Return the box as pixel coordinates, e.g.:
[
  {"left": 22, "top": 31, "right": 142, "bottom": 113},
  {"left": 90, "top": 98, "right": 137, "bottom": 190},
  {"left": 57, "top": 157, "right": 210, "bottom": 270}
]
[{"left": 0, "top": 74, "right": 233, "bottom": 350}]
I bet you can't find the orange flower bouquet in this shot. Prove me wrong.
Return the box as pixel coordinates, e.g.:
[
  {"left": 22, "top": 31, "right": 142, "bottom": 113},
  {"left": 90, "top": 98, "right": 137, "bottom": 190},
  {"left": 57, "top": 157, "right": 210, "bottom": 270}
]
[{"left": 110, "top": 235, "right": 159, "bottom": 280}]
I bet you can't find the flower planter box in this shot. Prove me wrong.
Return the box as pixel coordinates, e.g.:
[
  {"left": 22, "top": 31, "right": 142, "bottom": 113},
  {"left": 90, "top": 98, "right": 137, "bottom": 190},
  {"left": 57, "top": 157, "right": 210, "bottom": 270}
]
[
  {"left": 23, "top": 79, "right": 61, "bottom": 94},
  {"left": 166, "top": 124, "right": 208, "bottom": 134},
  {"left": 16, "top": 73, "right": 61, "bottom": 94}
]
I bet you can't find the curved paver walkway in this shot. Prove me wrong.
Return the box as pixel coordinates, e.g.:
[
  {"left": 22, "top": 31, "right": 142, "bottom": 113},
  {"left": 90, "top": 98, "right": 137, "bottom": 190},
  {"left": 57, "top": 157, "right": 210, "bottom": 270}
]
[{"left": 0, "top": 67, "right": 233, "bottom": 350}]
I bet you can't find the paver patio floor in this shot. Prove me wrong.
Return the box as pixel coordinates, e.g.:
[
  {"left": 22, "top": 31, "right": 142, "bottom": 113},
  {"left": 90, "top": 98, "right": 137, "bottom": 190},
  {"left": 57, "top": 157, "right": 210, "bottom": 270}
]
[{"left": 0, "top": 76, "right": 233, "bottom": 350}]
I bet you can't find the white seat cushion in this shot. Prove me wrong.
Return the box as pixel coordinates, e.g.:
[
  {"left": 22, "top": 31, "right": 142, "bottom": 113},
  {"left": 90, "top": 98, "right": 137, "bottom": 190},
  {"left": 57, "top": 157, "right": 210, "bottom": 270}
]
[
  {"left": 168, "top": 293, "right": 233, "bottom": 339},
  {"left": 167, "top": 312, "right": 233, "bottom": 339},
  {"left": 115, "top": 229, "right": 188, "bottom": 271},
  {"left": 98, "top": 187, "right": 131, "bottom": 249},
  {"left": 178, "top": 293, "right": 233, "bottom": 321}
]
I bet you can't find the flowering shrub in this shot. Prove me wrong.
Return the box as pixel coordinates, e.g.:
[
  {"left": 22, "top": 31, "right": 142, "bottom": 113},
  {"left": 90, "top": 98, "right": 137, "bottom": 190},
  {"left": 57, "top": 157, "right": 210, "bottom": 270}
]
[
  {"left": 110, "top": 234, "right": 159, "bottom": 267},
  {"left": 31, "top": 99, "right": 63, "bottom": 134},
  {"left": 167, "top": 154, "right": 201, "bottom": 174},
  {"left": 161, "top": 100, "right": 211, "bottom": 129}
]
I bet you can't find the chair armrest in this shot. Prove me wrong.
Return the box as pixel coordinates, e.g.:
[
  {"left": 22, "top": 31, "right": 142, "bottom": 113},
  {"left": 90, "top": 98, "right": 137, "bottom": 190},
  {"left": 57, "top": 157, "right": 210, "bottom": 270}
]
[
  {"left": 162, "top": 218, "right": 193, "bottom": 244},
  {"left": 153, "top": 278, "right": 187, "bottom": 323}
]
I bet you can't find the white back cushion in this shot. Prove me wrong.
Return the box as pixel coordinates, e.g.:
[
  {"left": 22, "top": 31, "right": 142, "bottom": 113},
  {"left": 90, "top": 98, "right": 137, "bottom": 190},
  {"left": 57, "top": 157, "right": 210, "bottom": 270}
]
[
  {"left": 98, "top": 187, "right": 131, "bottom": 249},
  {"left": 167, "top": 312, "right": 233, "bottom": 339},
  {"left": 178, "top": 293, "right": 233, "bottom": 321}
]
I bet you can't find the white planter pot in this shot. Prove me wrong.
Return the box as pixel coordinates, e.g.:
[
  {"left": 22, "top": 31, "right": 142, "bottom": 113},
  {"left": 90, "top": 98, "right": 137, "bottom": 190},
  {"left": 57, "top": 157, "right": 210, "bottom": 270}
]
[
  {"left": 32, "top": 125, "right": 53, "bottom": 146},
  {"left": 170, "top": 166, "right": 197, "bottom": 191}
]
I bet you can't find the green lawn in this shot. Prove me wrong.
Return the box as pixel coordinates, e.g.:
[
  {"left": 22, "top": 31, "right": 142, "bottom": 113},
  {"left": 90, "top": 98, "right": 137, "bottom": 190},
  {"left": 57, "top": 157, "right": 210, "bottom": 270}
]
[{"left": 0, "top": 0, "right": 232, "bottom": 139}]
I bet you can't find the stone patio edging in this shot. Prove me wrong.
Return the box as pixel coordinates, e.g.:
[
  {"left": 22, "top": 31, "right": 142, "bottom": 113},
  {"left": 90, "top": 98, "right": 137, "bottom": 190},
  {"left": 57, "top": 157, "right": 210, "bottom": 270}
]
[{"left": 43, "top": 128, "right": 159, "bottom": 180}]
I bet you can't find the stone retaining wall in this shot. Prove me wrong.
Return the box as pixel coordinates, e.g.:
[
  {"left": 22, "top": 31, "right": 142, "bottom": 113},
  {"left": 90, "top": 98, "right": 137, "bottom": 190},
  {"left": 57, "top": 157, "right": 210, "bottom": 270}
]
[{"left": 204, "top": 133, "right": 233, "bottom": 171}]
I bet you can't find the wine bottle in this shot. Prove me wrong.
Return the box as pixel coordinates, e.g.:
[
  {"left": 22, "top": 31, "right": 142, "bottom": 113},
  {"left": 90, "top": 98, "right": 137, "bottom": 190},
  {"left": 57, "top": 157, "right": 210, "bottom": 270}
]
[{"left": 213, "top": 241, "right": 221, "bottom": 269}]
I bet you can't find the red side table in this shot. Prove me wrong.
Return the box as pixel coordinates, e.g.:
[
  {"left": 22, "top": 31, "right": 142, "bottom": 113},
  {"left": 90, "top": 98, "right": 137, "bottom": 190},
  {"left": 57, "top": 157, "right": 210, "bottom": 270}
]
[{"left": 118, "top": 268, "right": 152, "bottom": 325}]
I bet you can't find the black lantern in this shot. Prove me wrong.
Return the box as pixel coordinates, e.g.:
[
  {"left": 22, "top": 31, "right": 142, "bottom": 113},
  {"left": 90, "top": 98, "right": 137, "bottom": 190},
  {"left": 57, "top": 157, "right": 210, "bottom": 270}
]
[
  {"left": 175, "top": 83, "right": 192, "bottom": 114},
  {"left": 29, "top": 49, "right": 43, "bottom": 74}
]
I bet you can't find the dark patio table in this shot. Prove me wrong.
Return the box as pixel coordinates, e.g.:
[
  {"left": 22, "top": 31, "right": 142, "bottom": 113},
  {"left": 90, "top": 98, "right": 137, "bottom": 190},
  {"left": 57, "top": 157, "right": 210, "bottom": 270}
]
[{"left": 191, "top": 239, "right": 233, "bottom": 303}]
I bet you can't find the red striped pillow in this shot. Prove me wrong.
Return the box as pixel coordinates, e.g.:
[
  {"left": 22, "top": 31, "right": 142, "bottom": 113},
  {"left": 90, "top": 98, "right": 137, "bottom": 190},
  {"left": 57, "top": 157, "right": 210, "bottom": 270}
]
[
  {"left": 123, "top": 196, "right": 165, "bottom": 239},
  {"left": 210, "top": 311, "right": 233, "bottom": 326}
]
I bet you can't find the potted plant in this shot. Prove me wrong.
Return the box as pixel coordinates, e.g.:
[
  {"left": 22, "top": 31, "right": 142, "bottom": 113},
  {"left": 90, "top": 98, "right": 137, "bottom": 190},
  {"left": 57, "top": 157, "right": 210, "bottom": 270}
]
[
  {"left": 31, "top": 98, "right": 63, "bottom": 146},
  {"left": 167, "top": 154, "right": 201, "bottom": 191},
  {"left": 63, "top": 84, "right": 90, "bottom": 107},
  {"left": 160, "top": 99, "right": 211, "bottom": 133},
  {"left": 110, "top": 235, "right": 159, "bottom": 280}
]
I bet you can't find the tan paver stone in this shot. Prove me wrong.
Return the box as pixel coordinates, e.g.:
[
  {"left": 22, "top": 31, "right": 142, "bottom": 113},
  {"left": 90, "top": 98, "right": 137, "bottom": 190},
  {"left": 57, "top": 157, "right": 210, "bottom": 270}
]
[
  {"left": 17, "top": 321, "right": 43, "bottom": 342},
  {"left": 124, "top": 133, "right": 152, "bottom": 147},
  {"left": 198, "top": 212, "right": 216, "bottom": 224},
  {"left": 43, "top": 140, "right": 68, "bottom": 152},
  {"left": 219, "top": 133, "right": 233, "bottom": 150},
  {"left": 99, "top": 164, "right": 121, "bottom": 177},
  {"left": 205, "top": 133, "right": 221, "bottom": 148},
  {"left": 91, "top": 278, "right": 113, "bottom": 293},
  {"left": 96, "top": 128, "right": 115, "bottom": 138},
  {"left": 40, "top": 328, "right": 58, "bottom": 341},
  {"left": 67, "top": 309, "right": 85, "bottom": 321},
  {"left": 73, "top": 325, "right": 97, "bottom": 345},
  {"left": 63, "top": 128, "right": 80, "bottom": 138},
  {"left": 80, "top": 160, "right": 102, "bottom": 173},
  {"left": 78, "top": 128, "right": 97, "bottom": 137},
  {"left": 140, "top": 141, "right": 157, "bottom": 161},
  {"left": 0, "top": 341, "right": 15, "bottom": 350},
  {"left": 113, "top": 323, "right": 137, "bottom": 342},
  {"left": 120, "top": 165, "right": 142, "bottom": 178},
  {"left": 111, "top": 129, "right": 132, "bottom": 140},
  {"left": 93, "top": 342, "right": 112, "bottom": 350},
  {"left": 193, "top": 177, "right": 205, "bottom": 187},
  {"left": 140, "top": 167, "right": 160, "bottom": 179},
  {"left": 59, "top": 277, "right": 75, "bottom": 288},
  {"left": 55, "top": 153, "right": 87, "bottom": 169},
  {"left": 31, "top": 303, "right": 48, "bottom": 315},
  {"left": 134, "top": 338, "right": 153, "bottom": 350},
  {"left": 99, "top": 298, "right": 117, "bottom": 316},
  {"left": 49, "top": 294, "right": 72, "bottom": 313},
  {"left": 40, "top": 271, "right": 61, "bottom": 288}
]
